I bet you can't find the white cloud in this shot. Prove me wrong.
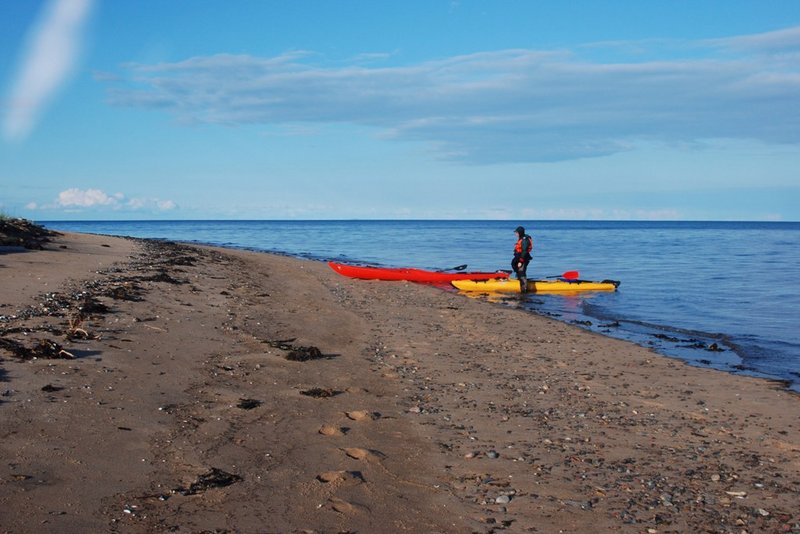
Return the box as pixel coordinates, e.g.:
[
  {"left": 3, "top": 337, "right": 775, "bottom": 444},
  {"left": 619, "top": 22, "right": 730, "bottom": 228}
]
[
  {"left": 517, "top": 207, "right": 682, "bottom": 221},
  {"left": 709, "top": 25, "right": 800, "bottom": 54},
  {"left": 2, "top": 0, "right": 94, "bottom": 142},
  {"left": 28, "top": 188, "right": 176, "bottom": 213},
  {"left": 125, "top": 196, "right": 176, "bottom": 211},
  {"left": 104, "top": 26, "right": 800, "bottom": 164},
  {"left": 57, "top": 187, "right": 119, "bottom": 207},
  {"left": 125, "top": 197, "right": 146, "bottom": 209}
]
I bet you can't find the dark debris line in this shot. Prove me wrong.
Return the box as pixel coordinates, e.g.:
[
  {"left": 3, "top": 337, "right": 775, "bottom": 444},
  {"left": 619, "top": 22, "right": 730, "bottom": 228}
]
[{"left": 0, "top": 238, "right": 205, "bottom": 361}]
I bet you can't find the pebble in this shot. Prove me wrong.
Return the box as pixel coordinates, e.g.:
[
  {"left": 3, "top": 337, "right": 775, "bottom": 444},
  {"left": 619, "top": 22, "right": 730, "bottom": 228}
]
[
  {"left": 495, "top": 495, "right": 511, "bottom": 504},
  {"left": 487, "top": 451, "right": 499, "bottom": 459}
]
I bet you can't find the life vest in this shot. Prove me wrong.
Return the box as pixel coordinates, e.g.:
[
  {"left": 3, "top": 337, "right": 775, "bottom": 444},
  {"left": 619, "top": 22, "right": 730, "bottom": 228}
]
[{"left": 515, "top": 235, "right": 533, "bottom": 255}]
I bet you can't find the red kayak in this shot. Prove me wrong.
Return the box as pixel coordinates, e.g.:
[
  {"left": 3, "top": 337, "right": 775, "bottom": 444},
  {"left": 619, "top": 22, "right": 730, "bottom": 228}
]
[{"left": 328, "top": 261, "right": 509, "bottom": 283}]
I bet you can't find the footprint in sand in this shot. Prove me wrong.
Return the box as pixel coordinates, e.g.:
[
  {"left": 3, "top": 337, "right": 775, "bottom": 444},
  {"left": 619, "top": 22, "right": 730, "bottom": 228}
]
[
  {"left": 318, "top": 424, "right": 344, "bottom": 436},
  {"left": 329, "top": 497, "right": 369, "bottom": 515},
  {"left": 342, "top": 447, "right": 386, "bottom": 461},
  {"left": 345, "top": 410, "right": 381, "bottom": 421},
  {"left": 316, "top": 470, "right": 346, "bottom": 483},
  {"left": 316, "top": 470, "right": 366, "bottom": 484}
]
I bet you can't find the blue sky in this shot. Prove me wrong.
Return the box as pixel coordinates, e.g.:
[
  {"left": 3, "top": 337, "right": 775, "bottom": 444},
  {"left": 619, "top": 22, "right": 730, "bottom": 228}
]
[{"left": 1, "top": 1, "right": 799, "bottom": 221}]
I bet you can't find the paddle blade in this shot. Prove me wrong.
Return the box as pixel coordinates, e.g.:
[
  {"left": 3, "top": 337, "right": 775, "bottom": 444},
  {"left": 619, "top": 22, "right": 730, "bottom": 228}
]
[
  {"left": 562, "top": 270, "right": 579, "bottom": 280},
  {"left": 436, "top": 264, "right": 468, "bottom": 272}
]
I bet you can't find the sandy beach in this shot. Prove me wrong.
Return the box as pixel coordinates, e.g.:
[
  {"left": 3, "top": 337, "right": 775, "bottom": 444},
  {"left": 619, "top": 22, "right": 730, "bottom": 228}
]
[{"left": 1, "top": 231, "right": 798, "bottom": 533}]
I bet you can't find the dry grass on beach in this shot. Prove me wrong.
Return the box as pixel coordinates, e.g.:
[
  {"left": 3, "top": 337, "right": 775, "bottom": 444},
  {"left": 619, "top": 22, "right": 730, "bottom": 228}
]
[{"left": 1, "top": 231, "right": 798, "bottom": 533}]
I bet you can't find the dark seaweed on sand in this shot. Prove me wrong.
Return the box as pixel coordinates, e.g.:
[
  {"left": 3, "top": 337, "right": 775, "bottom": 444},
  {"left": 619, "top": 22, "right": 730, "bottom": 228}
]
[
  {"left": 0, "top": 338, "right": 73, "bottom": 360},
  {"left": 177, "top": 468, "right": 242, "bottom": 496},
  {"left": 286, "top": 345, "right": 330, "bottom": 361},
  {"left": 237, "top": 398, "right": 262, "bottom": 410},
  {"left": 300, "top": 387, "right": 343, "bottom": 398}
]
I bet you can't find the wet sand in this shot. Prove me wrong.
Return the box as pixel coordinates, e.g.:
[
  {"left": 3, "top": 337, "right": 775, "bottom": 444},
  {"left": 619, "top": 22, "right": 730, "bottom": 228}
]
[{"left": 1, "top": 232, "right": 798, "bottom": 533}]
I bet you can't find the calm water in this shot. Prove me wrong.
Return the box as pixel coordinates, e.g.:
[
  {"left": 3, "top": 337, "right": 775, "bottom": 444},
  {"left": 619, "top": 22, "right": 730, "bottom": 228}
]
[{"left": 42, "top": 220, "right": 800, "bottom": 391}]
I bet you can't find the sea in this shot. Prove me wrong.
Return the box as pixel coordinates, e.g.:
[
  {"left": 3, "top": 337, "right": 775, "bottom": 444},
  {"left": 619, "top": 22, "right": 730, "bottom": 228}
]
[{"left": 41, "top": 220, "right": 800, "bottom": 392}]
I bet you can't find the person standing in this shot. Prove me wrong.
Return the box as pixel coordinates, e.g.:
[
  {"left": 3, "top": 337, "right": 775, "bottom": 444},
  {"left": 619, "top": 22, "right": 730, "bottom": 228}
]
[{"left": 512, "top": 226, "right": 533, "bottom": 292}]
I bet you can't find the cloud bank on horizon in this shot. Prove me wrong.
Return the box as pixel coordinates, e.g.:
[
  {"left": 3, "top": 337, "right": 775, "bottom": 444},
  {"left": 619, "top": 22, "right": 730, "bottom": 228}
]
[
  {"left": 26, "top": 188, "right": 177, "bottom": 214},
  {"left": 104, "top": 26, "right": 800, "bottom": 164},
  {"left": 2, "top": 0, "right": 94, "bottom": 142}
]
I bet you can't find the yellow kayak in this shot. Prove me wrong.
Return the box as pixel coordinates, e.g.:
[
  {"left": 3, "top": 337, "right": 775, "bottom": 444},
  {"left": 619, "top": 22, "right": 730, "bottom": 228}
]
[{"left": 451, "top": 277, "right": 620, "bottom": 293}]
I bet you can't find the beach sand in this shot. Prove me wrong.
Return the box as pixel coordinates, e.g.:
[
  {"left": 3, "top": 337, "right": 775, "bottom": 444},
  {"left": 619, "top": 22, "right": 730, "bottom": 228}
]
[{"left": 1, "top": 232, "right": 798, "bottom": 533}]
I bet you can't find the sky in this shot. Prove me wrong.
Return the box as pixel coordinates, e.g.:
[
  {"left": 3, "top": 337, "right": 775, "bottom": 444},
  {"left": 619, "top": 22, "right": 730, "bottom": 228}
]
[{"left": 1, "top": 1, "right": 799, "bottom": 221}]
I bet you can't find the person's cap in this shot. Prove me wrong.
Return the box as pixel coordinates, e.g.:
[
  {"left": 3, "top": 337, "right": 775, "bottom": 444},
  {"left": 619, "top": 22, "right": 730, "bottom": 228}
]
[{"left": 515, "top": 226, "right": 525, "bottom": 234}]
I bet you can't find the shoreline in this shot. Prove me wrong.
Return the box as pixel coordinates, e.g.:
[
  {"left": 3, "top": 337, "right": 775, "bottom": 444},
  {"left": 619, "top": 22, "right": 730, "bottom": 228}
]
[
  {"left": 38, "top": 220, "right": 800, "bottom": 393},
  {"left": 513, "top": 297, "right": 800, "bottom": 395},
  {"left": 1, "top": 231, "right": 798, "bottom": 532}
]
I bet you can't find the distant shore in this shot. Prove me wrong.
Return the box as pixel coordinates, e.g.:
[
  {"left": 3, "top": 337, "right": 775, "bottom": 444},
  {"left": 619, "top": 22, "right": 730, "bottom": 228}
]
[{"left": 1, "top": 231, "right": 798, "bottom": 532}]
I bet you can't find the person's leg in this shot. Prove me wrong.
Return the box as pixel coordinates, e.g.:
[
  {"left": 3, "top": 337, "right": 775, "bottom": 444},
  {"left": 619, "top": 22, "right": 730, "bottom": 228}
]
[{"left": 519, "top": 260, "right": 529, "bottom": 293}]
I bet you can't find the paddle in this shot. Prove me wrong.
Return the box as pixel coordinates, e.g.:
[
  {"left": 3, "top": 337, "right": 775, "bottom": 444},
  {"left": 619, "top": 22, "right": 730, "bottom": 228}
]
[
  {"left": 547, "top": 270, "right": 579, "bottom": 280},
  {"left": 437, "top": 264, "right": 468, "bottom": 272},
  {"left": 500, "top": 269, "right": 579, "bottom": 279}
]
